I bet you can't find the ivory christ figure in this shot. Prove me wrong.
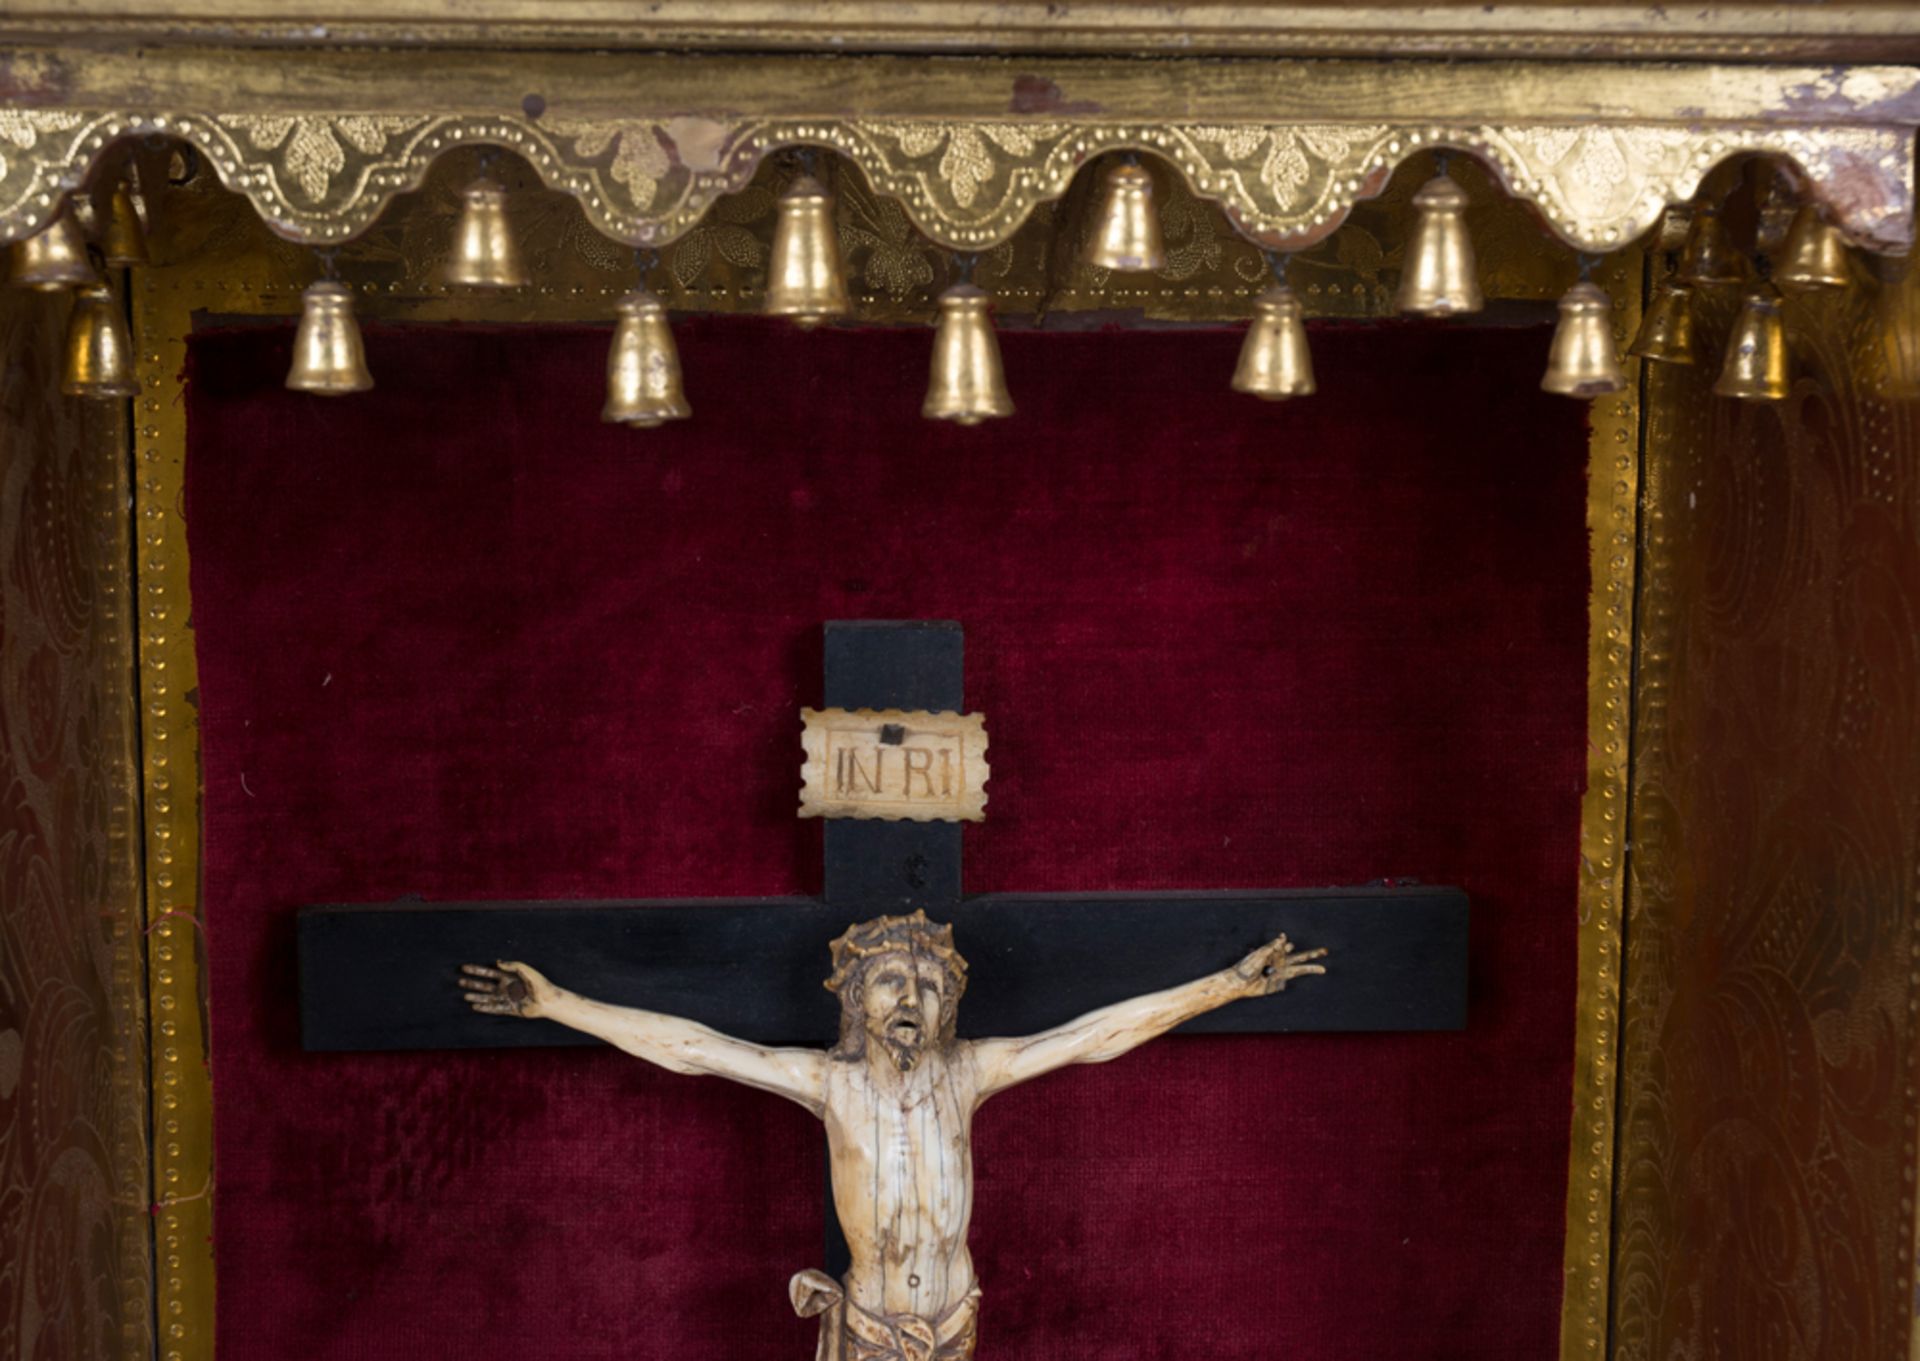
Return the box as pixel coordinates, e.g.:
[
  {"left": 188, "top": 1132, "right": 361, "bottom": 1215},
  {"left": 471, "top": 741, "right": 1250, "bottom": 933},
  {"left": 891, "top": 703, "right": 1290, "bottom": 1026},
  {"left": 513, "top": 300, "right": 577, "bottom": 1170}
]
[{"left": 458, "top": 912, "right": 1328, "bottom": 1361}]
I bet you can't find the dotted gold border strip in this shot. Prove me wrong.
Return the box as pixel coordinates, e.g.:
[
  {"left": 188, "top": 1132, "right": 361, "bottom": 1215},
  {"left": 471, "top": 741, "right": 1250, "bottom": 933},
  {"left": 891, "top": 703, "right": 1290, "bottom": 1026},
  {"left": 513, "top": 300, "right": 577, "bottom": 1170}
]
[
  {"left": 134, "top": 270, "right": 213, "bottom": 1361},
  {"left": 96, "top": 376, "right": 155, "bottom": 1361},
  {"left": 1557, "top": 249, "right": 1642, "bottom": 1361}
]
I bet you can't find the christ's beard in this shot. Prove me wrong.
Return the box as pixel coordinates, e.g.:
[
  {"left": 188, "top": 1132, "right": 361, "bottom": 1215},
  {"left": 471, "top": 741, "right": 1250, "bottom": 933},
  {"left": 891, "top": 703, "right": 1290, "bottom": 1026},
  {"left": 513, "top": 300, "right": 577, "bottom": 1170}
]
[{"left": 880, "top": 1013, "right": 929, "bottom": 1071}]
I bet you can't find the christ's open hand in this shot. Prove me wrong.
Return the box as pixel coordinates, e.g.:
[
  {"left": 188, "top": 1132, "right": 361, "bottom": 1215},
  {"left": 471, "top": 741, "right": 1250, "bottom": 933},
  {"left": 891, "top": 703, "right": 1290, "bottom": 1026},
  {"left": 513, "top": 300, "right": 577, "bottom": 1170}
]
[
  {"left": 1233, "top": 933, "right": 1330, "bottom": 997},
  {"left": 459, "top": 960, "right": 556, "bottom": 1019}
]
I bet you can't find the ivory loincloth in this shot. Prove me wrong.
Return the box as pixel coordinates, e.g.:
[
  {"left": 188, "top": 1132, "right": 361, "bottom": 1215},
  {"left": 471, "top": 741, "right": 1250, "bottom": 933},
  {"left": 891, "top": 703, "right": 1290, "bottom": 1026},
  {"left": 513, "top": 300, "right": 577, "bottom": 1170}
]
[{"left": 790, "top": 1269, "right": 980, "bottom": 1361}]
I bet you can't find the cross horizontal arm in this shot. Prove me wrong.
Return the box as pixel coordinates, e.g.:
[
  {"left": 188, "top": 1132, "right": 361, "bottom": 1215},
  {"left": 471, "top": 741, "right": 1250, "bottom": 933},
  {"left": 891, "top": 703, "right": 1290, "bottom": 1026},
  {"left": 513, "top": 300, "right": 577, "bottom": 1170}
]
[{"left": 299, "top": 886, "right": 1467, "bottom": 1053}]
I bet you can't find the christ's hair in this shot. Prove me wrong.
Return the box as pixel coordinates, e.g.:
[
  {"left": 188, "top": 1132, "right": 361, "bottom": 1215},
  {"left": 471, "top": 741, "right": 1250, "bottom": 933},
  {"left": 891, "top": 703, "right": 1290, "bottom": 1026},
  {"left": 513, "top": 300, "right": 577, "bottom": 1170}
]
[{"left": 823, "top": 910, "right": 969, "bottom": 1058}]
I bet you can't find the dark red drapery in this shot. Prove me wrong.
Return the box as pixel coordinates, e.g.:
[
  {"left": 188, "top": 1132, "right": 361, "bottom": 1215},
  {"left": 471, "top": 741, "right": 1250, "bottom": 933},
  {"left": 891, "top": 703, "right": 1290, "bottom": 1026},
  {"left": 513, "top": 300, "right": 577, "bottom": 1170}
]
[{"left": 186, "top": 316, "right": 1586, "bottom": 1360}]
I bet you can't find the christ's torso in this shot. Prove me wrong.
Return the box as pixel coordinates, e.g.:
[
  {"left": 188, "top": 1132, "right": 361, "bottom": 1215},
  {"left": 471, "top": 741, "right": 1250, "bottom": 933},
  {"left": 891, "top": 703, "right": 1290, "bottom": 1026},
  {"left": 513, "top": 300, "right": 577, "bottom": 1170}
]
[{"left": 823, "top": 1045, "right": 979, "bottom": 1321}]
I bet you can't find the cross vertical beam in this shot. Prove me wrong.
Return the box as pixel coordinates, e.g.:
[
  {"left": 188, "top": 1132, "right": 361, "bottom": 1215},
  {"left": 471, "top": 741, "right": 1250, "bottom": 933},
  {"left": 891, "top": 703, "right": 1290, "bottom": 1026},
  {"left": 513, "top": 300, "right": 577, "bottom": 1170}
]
[
  {"left": 821, "top": 621, "right": 964, "bottom": 915},
  {"left": 818, "top": 620, "right": 966, "bottom": 1273}
]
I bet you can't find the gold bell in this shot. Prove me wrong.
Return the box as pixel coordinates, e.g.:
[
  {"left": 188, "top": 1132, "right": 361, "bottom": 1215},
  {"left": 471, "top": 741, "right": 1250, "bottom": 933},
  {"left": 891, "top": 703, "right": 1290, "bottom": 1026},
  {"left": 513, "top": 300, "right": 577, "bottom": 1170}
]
[
  {"left": 1541, "top": 281, "right": 1627, "bottom": 398},
  {"left": 1232, "top": 285, "right": 1315, "bottom": 400},
  {"left": 1774, "top": 205, "right": 1851, "bottom": 290},
  {"left": 1713, "top": 286, "right": 1790, "bottom": 402},
  {"left": 10, "top": 200, "right": 95, "bottom": 290},
  {"left": 765, "top": 173, "right": 849, "bottom": 328},
  {"left": 602, "top": 288, "right": 690, "bottom": 427},
  {"left": 445, "top": 176, "right": 526, "bottom": 289},
  {"left": 101, "top": 180, "right": 149, "bottom": 266},
  {"left": 1088, "top": 159, "right": 1166, "bottom": 273},
  {"left": 1675, "top": 207, "right": 1742, "bottom": 286},
  {"left": 285, "top": 282, "right": 373, "bottom": 395},
  {"left": 60, "top": 282, "right": 138, "bottom": 398},
  {"left": 1396, "top": 173, "right": 1481, "bottom": 316},
  {"left": 1628, "top": 282, "right": 1696, "bottom": 365},
  {"left": 923, "top": 283, "right": 1012, "bottom": 426}
]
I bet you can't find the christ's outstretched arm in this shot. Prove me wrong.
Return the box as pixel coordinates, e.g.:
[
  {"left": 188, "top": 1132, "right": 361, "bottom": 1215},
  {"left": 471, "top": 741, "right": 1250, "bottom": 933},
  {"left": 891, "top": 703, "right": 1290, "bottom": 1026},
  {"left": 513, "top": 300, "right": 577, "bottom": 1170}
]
[
  {"left": 968, "top": 933, "right": 1327, "bottom": 1101},
  {"left": 459, "top": 961, "right": 827, "bottom": 1116}
]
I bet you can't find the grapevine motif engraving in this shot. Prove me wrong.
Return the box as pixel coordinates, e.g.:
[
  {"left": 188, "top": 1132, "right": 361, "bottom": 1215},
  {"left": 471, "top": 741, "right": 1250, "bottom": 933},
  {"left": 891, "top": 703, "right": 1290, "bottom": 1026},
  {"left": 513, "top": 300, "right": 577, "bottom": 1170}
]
[
  {"left": 214, "top": 115, "right": 427, "bottom": 202},
  {"left": 1184, "top": 124, "right": 1391, "bottom": 209},
  {"left": 883, "top": 123, "right": 1065, "bottom": 210},
  {"left": 0, "top": 112, "right": 83, "bottom": 183},
  {"left": 668, "top": 182, "right": 771, "bottom": 288},
  {"left": 837, "top": 172, "right": 939, "bottom": 300},
  {"left": 549, "top": 121, "right": 677, "bottom": 209}
]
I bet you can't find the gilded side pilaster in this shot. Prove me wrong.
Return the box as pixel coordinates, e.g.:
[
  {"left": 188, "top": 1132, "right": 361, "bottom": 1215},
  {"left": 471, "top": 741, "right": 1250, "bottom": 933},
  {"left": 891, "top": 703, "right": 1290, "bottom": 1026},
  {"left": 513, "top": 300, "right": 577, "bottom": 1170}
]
[
  {"left": 1560, "top": 249, "right": 1643, "bottom": 1361},
  {"left": 132, "top": 268, "right": 213, "bottom": 1361}
]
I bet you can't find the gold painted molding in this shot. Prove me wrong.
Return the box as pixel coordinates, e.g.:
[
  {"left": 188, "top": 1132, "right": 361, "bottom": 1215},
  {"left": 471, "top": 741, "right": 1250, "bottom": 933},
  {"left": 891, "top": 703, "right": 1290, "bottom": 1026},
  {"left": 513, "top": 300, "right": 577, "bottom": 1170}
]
[
  {"left": 1562, "top": 248, "right": 1641, "bottom": 1361},
  {"left": 0, "top": 53, "right": 1914, "bottom": 254},
  {"left": 131, "top": 271, "right": 212, "bottom": 1361}
]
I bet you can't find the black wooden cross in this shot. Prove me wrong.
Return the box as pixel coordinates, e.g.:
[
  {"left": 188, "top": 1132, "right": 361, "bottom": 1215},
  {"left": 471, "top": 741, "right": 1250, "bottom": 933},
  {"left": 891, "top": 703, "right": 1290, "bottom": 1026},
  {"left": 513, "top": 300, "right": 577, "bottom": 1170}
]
[{"left": 299, "top": 620, "right": 1468, "bottom": 1270}]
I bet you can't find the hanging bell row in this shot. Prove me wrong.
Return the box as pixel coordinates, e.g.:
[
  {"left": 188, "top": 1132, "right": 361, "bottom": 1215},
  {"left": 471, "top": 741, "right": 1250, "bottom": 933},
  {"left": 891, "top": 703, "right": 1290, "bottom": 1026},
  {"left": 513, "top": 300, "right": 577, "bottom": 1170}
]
[
  {"left": 1621, "top": 200, "right": 1861, "bottom": 401},
  {"left": 23, "top": 154, "right": 1863, "bottom": 416},
  {"left": 11, "top": 182, "right": 148, "bottom": 398},
  {"left": 0, "top": 175, "right": 148, "bottom": 401},
  {"left": 1628, "top": 277, "right": 1794, "bottom": 403},
  {"left": 1621, "top": 203, "right": 1855, "bottom": 399},
  {"left": 9, "top": 178, "right": 150, "bottom": 295}
]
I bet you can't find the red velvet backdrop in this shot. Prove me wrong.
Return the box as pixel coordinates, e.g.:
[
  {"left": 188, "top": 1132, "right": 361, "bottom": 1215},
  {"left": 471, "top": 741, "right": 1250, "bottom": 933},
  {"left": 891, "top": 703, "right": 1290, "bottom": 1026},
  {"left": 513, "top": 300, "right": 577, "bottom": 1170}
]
[{"left": 185, "top": 317, "right": 1586, "bottom": 1360}]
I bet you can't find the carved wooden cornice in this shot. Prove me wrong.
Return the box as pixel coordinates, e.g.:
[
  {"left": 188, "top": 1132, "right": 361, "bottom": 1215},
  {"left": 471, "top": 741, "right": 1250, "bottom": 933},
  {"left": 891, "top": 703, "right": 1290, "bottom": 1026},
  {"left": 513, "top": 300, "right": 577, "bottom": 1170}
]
[
  {"left": 6, "top": 3, "right": 1920, "bottom": 62},
  {"left": 1, "top": 51, "right": 1916, "bottom": 256}
]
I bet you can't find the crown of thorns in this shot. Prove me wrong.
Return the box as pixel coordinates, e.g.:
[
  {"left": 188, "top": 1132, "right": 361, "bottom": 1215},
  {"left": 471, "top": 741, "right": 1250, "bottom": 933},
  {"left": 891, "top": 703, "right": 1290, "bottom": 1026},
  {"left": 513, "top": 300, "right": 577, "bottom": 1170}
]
[{"left": 823, "top": 910, "right": 969, "bottom": 998}]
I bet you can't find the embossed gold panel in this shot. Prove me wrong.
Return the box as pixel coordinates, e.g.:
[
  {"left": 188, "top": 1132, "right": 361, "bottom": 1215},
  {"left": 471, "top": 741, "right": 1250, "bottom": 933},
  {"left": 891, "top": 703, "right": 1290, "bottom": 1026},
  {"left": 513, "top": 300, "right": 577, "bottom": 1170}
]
[
  {"left": 0, "top": 284, "right": 149, "bottom": 1361},
  {"left": 1612, "top": 264, "right": 1920, "bottom": 1361}
]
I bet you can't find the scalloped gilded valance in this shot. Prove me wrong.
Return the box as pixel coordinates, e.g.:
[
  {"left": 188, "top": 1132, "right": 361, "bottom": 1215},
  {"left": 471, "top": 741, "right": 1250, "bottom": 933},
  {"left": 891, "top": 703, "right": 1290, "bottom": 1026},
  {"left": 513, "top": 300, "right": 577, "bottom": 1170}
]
[{"left": 0, "top": 52, "right": 1915, "bottom": 256}]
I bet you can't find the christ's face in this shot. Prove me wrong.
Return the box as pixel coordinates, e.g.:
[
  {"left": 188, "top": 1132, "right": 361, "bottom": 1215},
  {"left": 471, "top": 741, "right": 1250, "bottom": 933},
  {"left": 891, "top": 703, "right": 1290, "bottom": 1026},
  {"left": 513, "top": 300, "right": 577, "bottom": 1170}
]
[{"left": 862, "top": 950, "right": 949, "bottom": 1071}]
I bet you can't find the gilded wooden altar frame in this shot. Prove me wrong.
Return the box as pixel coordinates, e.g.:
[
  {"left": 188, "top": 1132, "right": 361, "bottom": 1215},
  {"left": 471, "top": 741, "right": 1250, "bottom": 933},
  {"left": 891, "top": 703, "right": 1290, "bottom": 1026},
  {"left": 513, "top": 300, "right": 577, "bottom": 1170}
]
[{"left": 3, "top": 10, "right": 1918, "bottom": 1361}]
